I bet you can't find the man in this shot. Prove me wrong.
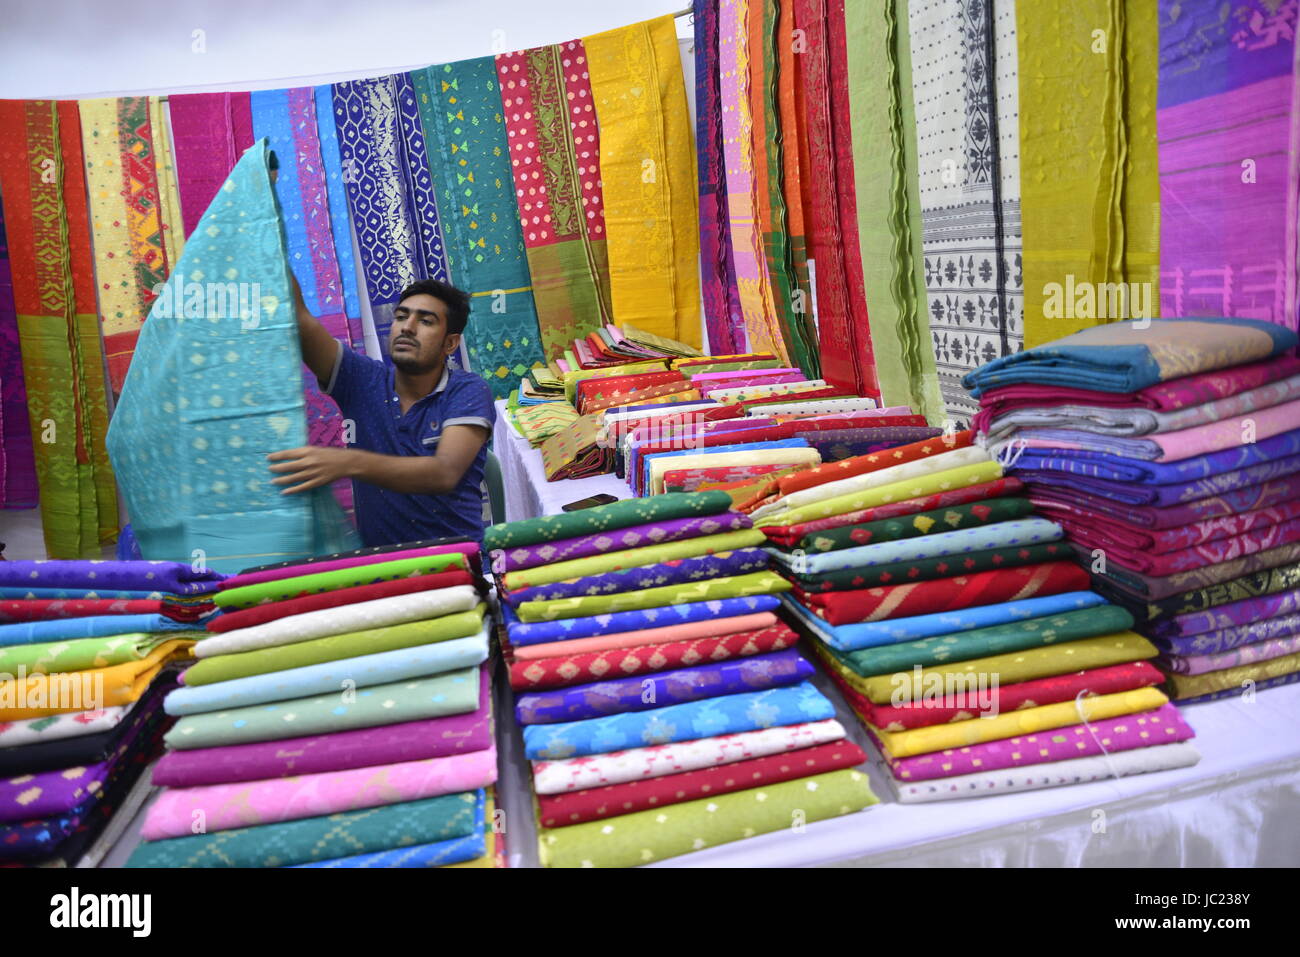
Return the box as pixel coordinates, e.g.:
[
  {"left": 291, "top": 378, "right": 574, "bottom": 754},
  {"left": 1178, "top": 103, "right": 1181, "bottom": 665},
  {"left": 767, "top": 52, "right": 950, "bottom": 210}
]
[{"left": 268, "top": 275, "right": 495, "bottom": 547}]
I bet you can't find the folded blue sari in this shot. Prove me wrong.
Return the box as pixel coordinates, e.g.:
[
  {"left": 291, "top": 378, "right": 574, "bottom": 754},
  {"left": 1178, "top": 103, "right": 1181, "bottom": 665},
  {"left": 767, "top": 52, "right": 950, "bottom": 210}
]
[
  {"left": 503, "top": 549, "right": 770, "bottom": 605},
  {"left": 0, "top": 614, "right": 200, "bottom": 648},
  {"left": 502, "top": 594, "right": 782, "bottom": 646},
  {"left": 515, "top": 649, "right": 814, "bottom": 725},
  {"left": 522, "top": 680, "right": 835, "bottom": 760},
  {"left": 1007, "top": 427, "right": 1300, "bottom": 484},
  {"left": 1016, "top": 453, "right": 1300, "bottom": 507},
  {"left": 963, "top": 317, "right": 1297, "bottom": 395},
  {"left": 0, "top": 560, "right": 225, "bottom": 596},
  {"left": 780, "top": 591, "right": 1108, "bottom": 652},
  {"left": 165, "top": 630, "right": 490, "bottom": 715},
  {"left": 292, "top": 790, "right": 487, "bottom": 868}
]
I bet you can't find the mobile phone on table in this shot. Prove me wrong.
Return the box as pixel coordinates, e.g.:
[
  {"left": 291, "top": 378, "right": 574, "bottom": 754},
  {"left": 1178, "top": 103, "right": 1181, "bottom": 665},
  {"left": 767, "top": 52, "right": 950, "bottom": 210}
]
[{"left": 561, "top": 493, "right": 620, "bottom": 512}]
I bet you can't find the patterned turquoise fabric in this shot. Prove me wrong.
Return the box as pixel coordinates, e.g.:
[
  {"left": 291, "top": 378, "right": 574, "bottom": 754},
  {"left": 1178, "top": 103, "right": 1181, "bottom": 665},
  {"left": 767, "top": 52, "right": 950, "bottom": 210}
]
[
  {"left": 414, "top": 58, "right": 546, "bottom": 398},
  {"left": 105, "top": 139, "right": 357, "bottom": 575},
  {"left": 293, "top": 789, "right": 487, "bottom": 868}
]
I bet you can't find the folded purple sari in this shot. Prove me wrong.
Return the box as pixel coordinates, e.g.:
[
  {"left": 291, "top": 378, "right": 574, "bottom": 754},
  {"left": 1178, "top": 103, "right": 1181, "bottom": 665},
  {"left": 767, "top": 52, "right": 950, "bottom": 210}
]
[
  {"left": 798, "top": 427, "right": 942, "bottom": 462},
  {"left": 1007, "top": 427, "right": 1300, "bottom": 484},
  {"left": 1028, "top": 474, "right": 1300, "bottom": 528},
  {"left": 501, "top": 549, "right": 770, "bottom": 605},
  {"left": 1038, "top": 498, "right": 1300, "bottom": 554},
  {"left": 1143, "top": 586, "right": 1300, "bottom": 639},
  {"left": 1159, "top": 633, "right": 1300, "bottom": 676},
  {"left": 1086, "top": 541, "right": 1300, "bottom": 600},
  {"left": 490, "top": 511, "right": 754, "bottom": 573},
  {"left": 0, "top": 561, "right": 225, "bottom": 597},
  {"left": 515, "top": 648, "right": 814, "bottom": 724},
  {"left": 150, "top": 667, "right": 494, "bottom": 787},
  {"left": 1059, "top": 517, "right": 1300, "bottom": 575},
  {"left": 1019, "top": 452, "right": 1300, "bottom": 507},
  {"left": 1151, "top": 613, "right": 1300, "bottom": 657}
]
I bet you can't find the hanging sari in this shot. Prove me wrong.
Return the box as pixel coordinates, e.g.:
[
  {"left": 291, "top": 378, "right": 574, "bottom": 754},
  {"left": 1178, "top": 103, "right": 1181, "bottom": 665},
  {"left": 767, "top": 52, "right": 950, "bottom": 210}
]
[
  {"left": 721, "top": 0, "right": 788, "bottom": 363},
  {"left": 1017, "top": 0, "right": 1161, "bottom": 347},
  {"left": 168, "top": 92, "right": 254, "bottom": 240},
  {"left": 693, "top": 0, "right": 746, "bottom": 355},
  {"left": 331, "top": 73, "right": 450, "bottom": 356},
  {"left": 795, "top": 0, "right": 883, "bottom": 401},
  {"left": 0, "top": 195, "right": 38, "bottom": 509},
  {"left": 415, "top": 57, "right": 547, "bottom": 398},
  {"left": 909, "top": 0, "right": 1023, "bottom": 424},
  {"left": 584, "top": 15, "right": 703, "bottom": 348},
  {"left": 496, "top": 40, "right": 614, "bottom": 360},
  {"left": 0, "top": 100, "right": 118, "bottom": 557},
  {"left": 1158, "top": 0, "right": 1299, "bottom": 332}
]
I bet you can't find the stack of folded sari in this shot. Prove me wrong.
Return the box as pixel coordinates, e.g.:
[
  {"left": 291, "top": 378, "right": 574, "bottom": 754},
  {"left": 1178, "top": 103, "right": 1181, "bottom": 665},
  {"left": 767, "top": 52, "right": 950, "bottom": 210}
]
[
  {"left": 0, "top": 560, "right": 216, "bottom": 865},
  {"left": 485, "top": 491, "right": 877, "bottom": 866},
  {"left": 746, "top": 436, "right": 1201, "bottom": 801},
  {"left": 966, "top": 317, "right": 1300, "bottom": 705},
  {"left": 125, "top": 539, "right": 503, "bottom": 868}
]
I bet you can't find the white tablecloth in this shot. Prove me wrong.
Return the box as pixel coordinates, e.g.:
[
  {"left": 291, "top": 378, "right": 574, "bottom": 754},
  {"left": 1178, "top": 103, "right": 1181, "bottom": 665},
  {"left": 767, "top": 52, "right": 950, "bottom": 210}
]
[
  {"left": 493, "top": 399, "right": 630, "bottom": 522},
  {"left": 494, "top": 663, "right": 1300, "bottom": 868}
]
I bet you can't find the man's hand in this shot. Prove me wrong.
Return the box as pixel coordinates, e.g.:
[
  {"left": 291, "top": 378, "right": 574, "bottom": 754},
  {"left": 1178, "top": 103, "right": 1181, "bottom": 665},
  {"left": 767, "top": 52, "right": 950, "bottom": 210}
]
[{"left": 267, "top": 446, "right": 356, "bottom": 495}]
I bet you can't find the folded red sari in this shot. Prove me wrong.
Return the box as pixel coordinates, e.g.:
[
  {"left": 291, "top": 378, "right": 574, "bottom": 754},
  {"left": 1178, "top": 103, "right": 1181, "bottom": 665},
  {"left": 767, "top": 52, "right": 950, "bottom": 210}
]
[
  {"left": 827, "top": 660, "right": 1164, "bottom": 731},
  {"left": 507, "top": 621, "right": 799, "bottom": 691},
  {"left": 535, "top": 738, "right": 866, "bottom": 827},
  {"left": 205, "top": 569, "right": 477, "bottom": 632},
  {"left": 796, "top": 561, "right": 1091, "bottom": 625},
  {"left": 0, "top": 599, "right": 213, "bottom": 624}
]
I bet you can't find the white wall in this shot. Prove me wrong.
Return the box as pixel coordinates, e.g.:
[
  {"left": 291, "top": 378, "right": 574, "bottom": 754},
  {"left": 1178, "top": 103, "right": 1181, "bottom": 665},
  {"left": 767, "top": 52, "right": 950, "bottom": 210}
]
[{"left": 0, "top": 0, "right": 692, "bottom": 98}]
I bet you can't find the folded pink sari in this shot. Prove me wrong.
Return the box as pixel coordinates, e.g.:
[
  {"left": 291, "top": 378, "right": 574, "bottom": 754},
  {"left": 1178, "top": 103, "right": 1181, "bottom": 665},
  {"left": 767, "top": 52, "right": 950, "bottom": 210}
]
[
  {"left": 995, "top": 397, "right": 1300, "bottom": 463},
  {"left": 141, "top": 745, "right": 498, "bottom": 840},
  {"left": 220, "top": 542, "right": 480, "bottom": 588},
  {"left": 884, "top": 704, "right": 1194, "bottom": 783},
  {"left": 1159, "top": 633, "right": 1300, "bottom": 676},
  {"left": 1036, "top": 497, "right": 1300, "bottom": 555},
  {"left": 1062, "top": 516, "right": 1300, "bottom": 576},
  {"left": 509, "top": 611, "right": 777, "bottom": 660}
]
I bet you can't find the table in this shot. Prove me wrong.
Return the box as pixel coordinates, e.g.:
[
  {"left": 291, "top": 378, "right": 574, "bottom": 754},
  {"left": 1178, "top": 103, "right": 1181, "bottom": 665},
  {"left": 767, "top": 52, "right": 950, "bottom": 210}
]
[
  {"left": 493, "top": 656, "right": 1300, "bottom": 868},
  {"left": 493, "top": 399, "right": 630, "bottom": 522}
]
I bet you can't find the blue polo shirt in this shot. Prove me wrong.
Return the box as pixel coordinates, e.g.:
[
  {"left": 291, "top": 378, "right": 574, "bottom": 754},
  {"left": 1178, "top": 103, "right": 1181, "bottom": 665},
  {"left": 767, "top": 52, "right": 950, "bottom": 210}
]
[{"left": 324, "top": 342, "right": 494, "bottom": 547}]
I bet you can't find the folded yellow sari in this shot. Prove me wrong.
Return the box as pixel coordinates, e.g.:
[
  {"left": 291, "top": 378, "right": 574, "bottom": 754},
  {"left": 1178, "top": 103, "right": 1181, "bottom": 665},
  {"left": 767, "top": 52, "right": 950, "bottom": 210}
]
[
  {"left": 0, "top": 638, "right": 194, "bottom": 720},
  {"left": 815, "top": 631, "right": 1159, "bottom": 704},
  {"left": 762, "top": 460, "right": 1003, "bottom": 526},
  {"left": 870, "top": 686, "right": 1169, "bottom": 758}
]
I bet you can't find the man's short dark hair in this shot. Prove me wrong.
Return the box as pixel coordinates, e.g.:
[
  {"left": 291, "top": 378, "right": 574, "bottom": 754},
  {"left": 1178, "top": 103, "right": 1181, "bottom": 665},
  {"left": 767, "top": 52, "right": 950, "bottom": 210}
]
[{"left": 397, "top": 279, "right": 471, "bottom": 336}]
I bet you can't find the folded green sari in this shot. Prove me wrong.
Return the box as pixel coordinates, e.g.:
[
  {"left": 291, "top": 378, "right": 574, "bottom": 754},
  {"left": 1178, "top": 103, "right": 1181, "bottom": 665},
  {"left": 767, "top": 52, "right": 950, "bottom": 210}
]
[
  {"left": 127, "top": 791, "right": 480, "bottom": 867},
  {"left": 213, "top": 553, "right": 469, "bottom": 609},
  {"left": 485, "top": 491, "right": 732, "bottom": 552},
  {"left": 797, "top": 497, "right": 1036, "bottom": 553},
  {"left": 538, "top": 768, "right": 876, "bottom": 867},
  {"left": 0, "top": 631, "right": 201, "bottom": 675},
  {"left": 182, "top": 606, "right": 486, "bottom": 686},
  {"left": 830, "top": 605, "right": 1136, "bottom": 678},
  {"left": 164, "top": 667, "right": 480, "bottom": 750}
]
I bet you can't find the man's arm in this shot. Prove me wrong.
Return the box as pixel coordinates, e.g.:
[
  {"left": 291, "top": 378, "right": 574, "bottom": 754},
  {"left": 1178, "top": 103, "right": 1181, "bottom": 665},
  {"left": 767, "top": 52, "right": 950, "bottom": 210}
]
[
  {"left": 288, "top": 270, "right": 341, "bottom": 387},
  {"left": 267, "top": 424, "right": 489, "bottom": 496}
]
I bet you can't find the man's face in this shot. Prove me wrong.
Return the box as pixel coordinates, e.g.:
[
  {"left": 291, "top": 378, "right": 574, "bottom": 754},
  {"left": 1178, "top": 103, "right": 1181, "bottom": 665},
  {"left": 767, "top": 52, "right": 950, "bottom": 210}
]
[{"left": 389, "top": 293, "right": 459, "bottom": 374}]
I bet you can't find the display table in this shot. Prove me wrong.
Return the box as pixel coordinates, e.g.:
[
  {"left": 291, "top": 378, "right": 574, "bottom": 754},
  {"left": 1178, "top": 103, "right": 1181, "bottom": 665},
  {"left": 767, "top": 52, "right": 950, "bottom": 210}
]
[
  {"left": 494, "top": 670, "right": 1300, "bottom": 868},
  {"left": 95, "top": 412, "right": 1300, "bottom": 867},
  {"left": 493, "top": 399, "right": 629, "bottom": 522}
]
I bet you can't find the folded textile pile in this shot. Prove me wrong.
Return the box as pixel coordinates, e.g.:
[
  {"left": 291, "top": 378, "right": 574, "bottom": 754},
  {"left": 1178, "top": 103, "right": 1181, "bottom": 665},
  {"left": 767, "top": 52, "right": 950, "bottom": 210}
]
[
  {"left": 0, "top": 560, "right": 212, "bottom": 865},
  {"left": 125, "top": 539, "right": 503, "bottom": 868},
  {"left": 966, "top": 318, "right": 1300, "bottom": 705},
  {"left": 741, "top": 436, "right": 1202, "bottom": 802},
  {"left": 484, "top": 491, "right": 877, "bottom": 865}
]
